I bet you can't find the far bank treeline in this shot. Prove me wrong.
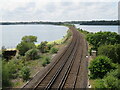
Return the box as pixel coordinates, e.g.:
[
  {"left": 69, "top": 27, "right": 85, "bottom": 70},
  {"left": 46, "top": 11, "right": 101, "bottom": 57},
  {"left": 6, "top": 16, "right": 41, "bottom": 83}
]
[{"left": 1, "top": 20, "right": 120, "bottom": 25}]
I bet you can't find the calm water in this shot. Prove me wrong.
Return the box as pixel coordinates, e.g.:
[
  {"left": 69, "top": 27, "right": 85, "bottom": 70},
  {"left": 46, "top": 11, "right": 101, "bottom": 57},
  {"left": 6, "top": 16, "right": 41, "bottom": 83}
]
[
  {"left": 1, "top": 25, "right": 68, "bottom": 48},
  {"left": 1, "top": 24, "right": 119, "bottom": 49},
  {"left": 75, "top": 24, "right": 118, "bottom": 33}
]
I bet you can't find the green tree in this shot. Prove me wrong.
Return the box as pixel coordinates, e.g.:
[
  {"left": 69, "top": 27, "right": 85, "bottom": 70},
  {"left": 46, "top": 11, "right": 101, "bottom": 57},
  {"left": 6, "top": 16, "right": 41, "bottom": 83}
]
[
  {"left": 16, "top": 35, "right": 37, "bottom": 56},
  {"left": 86, "top": 32, "right": 120, "bottom": 51},
  {"left": 22, "top": 35, "right": 37, "bottom": 43},
  {"left": 98, "top": 44, "right": 120, "bottom": 63},
  {"left": 16, "top": 42, "right": 35, "bottom": 56},
  {"left": 25, "top": 49, "right": 40, "bottom": 60},
  {"left": 89, "top": 56, "right": 116, "bottom": 79}
]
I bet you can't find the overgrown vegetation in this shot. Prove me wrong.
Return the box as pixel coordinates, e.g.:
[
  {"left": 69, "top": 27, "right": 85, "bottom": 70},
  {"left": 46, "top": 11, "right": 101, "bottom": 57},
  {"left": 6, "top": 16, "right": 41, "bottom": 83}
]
[
  {"left": 77, "top": 27, "right": 120, "bottom": 88},
  {"left": 41, "top": 56, "right": 50, "bottom": 67},
  {"left": 50, "top": 48, "right": 58, "bottom": 54},
  {"left": 86, "top": 32, "right": 120, "bottom": 52},
  {"left": 81, "top": 30, "right": 120, "bottom": 88},
  {"left": 98, "top": 44, "right": 120, "bottom": 64},
  {"left": 25, "top": 49, "right": 40, "bottom": 60},
  {"left": 89, "top": 56, "right": 116, "bottom": 79},
  {"left": 19, "top": 66, "right": 30, "bottom": 81},
  {"left": 2, "top": 29, "right": 72, "bottom": 88}
]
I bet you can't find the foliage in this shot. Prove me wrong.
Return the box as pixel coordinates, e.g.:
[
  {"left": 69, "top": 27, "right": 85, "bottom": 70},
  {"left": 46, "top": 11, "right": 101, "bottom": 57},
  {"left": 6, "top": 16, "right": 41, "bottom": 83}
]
[
  {"left": 77, "top": 28, "right": 90, "bottom": 35},
  {"left": 94, "top": 79, "right": 105, "bottom": 88},
  {"left": 5, "top": 60, "right": 18, "bottom": 79},
  {"left": 86, "top": 32, "right": 120, "bottom": 51},
  {"left": 104, "top": 74, "right": 118, "bottom": 88},
  {"left": 2, "top": 59, "right": 28, "bottom": 87},
  {"left": 37, "top": 41, "right": 48, "bottom": 53},
  {"left": 25, "top": 49, "right": 40, "bottom": 60},
  {"left": 47, "top": 44, "right": 54, "bottom": 50},
  {"left": 50, "top": 48, "right": 58, "bottom": 54},
  {"left": 89, "top": 56, "right": 116, "bottom": 79},
  {"left": 16, "top": 35, "right": 37, "bottom": 56},
  {"left": 41, "top": 56, "right": 50, "bottom": 67},
  {"left": 95, "top": 68, "right": 120, "bottom": 88},
  {"left": 98, "top": 44, "right": 120, "bottom": 63},
  {"left": 16, "top": 42, "right": 36, "bottom": 56},
  {"left": 22, "top": 35, "right": 37, "bottom": 43},
  {"left": 19, "top": 66, "right": 30, "bottom": 81},
  {"left": 2, "top": 60, "right": 12, "bottom": 87}
]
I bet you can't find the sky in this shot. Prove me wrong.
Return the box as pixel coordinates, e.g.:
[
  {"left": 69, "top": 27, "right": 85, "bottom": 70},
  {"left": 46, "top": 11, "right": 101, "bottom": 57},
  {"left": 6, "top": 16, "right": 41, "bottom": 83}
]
[{"left": 0, "top": 0, "right": 119, "bottom": 22}]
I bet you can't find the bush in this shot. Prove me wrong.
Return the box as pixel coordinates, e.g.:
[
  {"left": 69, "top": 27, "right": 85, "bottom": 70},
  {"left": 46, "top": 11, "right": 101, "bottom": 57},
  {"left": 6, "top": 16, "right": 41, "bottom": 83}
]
[
  {"left": 104, "top": 75, "right": 118, "bottom": 88},
  {"left": 41, "top": 57, "right": 50, "bottom": 67},
  {"left": 104, "top": 68, "right": 120, "bottom": 88},
  {"left": 25, "top": 49, "right": 40, "bottom": 60},
  {"left": 37, "top": 41, "right": 48, "bottom": 53},
  {"left": 5, "top": 60, "right": 18, "bottom": 79},
  {"left": 94, "top": 79, "right": 105, "bottom": 88},
  {"left": 89, "top": 56, "right": 116, "bottom": 79},
  {"left": 98, "top": 44, "right": 120, "bottom": 63},
  {"left": 19, "top": 66, "right": 30, "bottom": 81},
  {"left": 16, "top": 42, "right": 36, "bottom": 56},
  {"left": 2, "top": 61, "right": 12, "bottom": 87},
  {"left": 47, "top": 44, "right": 54, "bottom": 50},
  {"left": 50, "top": 48, "right": 58, "bottom": 54},
  {"left": 94, "top": 68, "right": 120, "bottom": 88}
]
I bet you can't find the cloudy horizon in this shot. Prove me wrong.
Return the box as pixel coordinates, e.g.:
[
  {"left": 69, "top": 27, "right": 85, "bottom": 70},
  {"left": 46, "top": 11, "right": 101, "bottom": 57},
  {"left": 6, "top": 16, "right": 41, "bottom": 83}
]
[{"left": 1, "top": 0, "right": 119, "bottom": 22}]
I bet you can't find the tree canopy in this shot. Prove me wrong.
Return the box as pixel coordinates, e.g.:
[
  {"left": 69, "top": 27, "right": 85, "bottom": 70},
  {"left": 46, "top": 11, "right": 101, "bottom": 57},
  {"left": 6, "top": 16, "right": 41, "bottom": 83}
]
[
  {"left": 16, "top": 35, "right": 37, "bottom": 56},
  {"left": 89, "top": 56, "right": 116, "bottom": 79},
  {"left": 86, "top": 32, "right": 120, "bottom": 51},
  {"left": 22, "top": 35, "right": 37, "bottom": 43},
  {"left": 98, "top": 44, "right": 120, "bottom": 64}
]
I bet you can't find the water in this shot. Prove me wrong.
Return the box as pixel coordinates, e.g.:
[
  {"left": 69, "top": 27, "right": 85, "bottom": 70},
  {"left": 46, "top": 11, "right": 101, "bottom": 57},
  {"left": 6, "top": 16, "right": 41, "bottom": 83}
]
[
  {"left": 1, "top": 24, "right": 119, "bottom": 49},
  {"left": 75, "top": 24, "right": 118, "bottom": 33},
  {"left": 1, "top": 25, "right": 68, "bottom": 48}
]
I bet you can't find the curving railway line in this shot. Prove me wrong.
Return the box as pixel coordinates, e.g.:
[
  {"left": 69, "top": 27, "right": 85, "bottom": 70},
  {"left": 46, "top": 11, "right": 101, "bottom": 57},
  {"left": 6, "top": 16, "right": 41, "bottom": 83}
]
[{"left": 22, "top": 26, "right": 88, "bottom": 89}]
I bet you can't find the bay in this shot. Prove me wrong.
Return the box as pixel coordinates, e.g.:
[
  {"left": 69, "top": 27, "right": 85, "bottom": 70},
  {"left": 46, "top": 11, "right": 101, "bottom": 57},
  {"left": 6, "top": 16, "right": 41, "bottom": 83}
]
[
  {"left": 1, "top": 25, "right": 68, "bottom": 48},
  {"left": 75, "top": 24, "right": 118, "bottom": 33}
]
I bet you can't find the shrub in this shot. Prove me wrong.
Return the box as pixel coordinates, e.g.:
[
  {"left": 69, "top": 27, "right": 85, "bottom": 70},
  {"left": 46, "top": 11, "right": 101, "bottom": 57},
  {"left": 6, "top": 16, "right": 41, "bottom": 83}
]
[
  {"left": 94, "top": 68, "right": 120, "bottom": 88},
  {"left": 37, "top": 41, "right": 48, "bottom": 53},
  {"left": 50, "top": 48, "right": 58, "bottom": 54},
  {"left": 94, "top": 79, "right": 105, "bottom": 88},
  {"left": 16, "top": 42, "right": 36, "bottom": 56},
  {"left": 25, "top": 49, "right": 40, "bottom": 60},
  {"left": 98, "top": 44, "right": 120, "bottom": 63},
  {"left": 104, "top": 75, "right": 118, "bottom": 88},
  {"left": 6, "top": 60, "right": 18, "bottom": 79},
  {"left": 41, "top": 57, "right": 50, "bottom": 67},
  {"left": 47, "top": 44, "right": 54, "bottom": 50},
  {"left": 89, "top": 56, "right": 116, "bottom": 79},
  {"left": 19, "top": 66, "right": 30, "bottom": 81},
  {"left": 2, "top": 61, "right": 12, "bottom": 87},
  {"left": 104, "top": 67, "right": 120, "bottom": 88}
]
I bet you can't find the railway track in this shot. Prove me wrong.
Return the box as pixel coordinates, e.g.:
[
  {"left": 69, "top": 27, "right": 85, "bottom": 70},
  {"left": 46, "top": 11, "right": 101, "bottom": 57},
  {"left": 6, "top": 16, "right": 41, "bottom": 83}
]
[{"left": 22, "top": 26, "right": 88, "bottom": 90}]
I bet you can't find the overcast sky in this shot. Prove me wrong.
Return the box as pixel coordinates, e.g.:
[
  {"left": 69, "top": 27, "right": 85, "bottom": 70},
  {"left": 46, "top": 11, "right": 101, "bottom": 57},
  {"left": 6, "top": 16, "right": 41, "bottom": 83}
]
[{"left": 0, "top": 0, "right": 119, "bottom": 22}]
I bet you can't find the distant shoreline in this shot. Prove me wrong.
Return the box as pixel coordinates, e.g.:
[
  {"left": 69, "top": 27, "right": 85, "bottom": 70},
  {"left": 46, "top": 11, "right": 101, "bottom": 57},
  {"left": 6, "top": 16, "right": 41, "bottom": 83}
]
[{"left": 0, "top": 20, "right": 119, "bottom": 25}]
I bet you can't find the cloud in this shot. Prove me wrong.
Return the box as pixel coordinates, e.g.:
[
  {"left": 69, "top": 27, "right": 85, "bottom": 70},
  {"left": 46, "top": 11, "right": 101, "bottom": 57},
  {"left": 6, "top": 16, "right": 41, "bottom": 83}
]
[{"left": 1, "top": 0, "right": 119, "bottom": 21}]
